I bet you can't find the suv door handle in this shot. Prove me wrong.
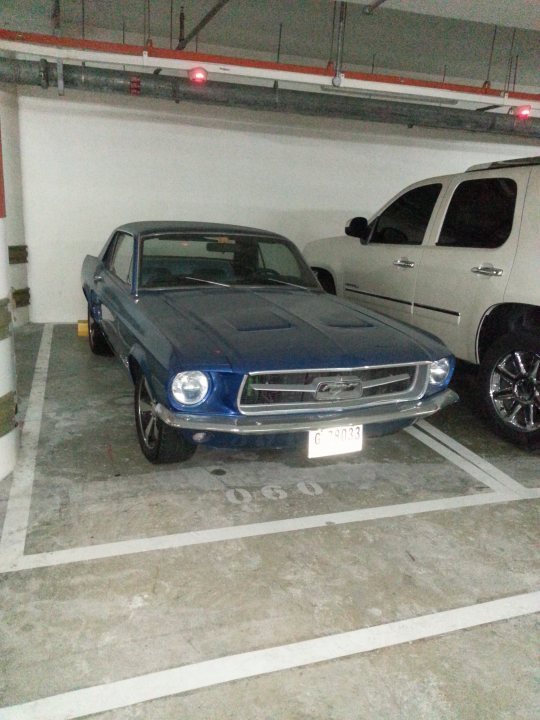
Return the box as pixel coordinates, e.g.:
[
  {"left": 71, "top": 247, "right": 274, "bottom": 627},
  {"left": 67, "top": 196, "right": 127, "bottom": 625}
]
[
  {"left": 471, "top": 265, "right": 503, "bottom": 277},
  {"left": 393, "top": 258, "right": 415, "bottom": 268}
]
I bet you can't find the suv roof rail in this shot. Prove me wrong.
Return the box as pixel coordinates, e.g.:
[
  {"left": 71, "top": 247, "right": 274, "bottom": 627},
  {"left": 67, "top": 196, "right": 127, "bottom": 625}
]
[{"left": 466, "top": 156, "right": 540, "bottom": 172}]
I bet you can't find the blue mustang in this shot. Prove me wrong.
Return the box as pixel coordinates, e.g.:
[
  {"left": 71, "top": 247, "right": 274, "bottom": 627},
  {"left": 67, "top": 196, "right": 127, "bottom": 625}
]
[{"left": 82, "top": 222, "right": 457, "bottom": 463}]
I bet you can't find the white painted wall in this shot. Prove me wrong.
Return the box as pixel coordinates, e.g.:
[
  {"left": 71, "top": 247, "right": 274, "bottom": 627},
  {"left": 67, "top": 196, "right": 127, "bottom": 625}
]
[
  {"left": 0, "top": 88, "right": 25, "bottom": 249},
  {"left": 9, "top": 87, "right": 540, "bottom": 322},
  {"left": 0, "top": 85, "right": 29, "bottom": 326}
]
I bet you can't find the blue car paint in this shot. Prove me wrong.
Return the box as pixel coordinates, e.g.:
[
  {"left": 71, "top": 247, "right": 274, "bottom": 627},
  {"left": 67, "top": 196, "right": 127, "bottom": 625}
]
[{"left": 82, "top": 221, "right": 456, "bottom": 454}]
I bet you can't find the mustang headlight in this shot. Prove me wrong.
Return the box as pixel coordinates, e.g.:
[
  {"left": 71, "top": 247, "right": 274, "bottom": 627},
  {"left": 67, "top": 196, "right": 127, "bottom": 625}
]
[
  {"left": 428, "top": 357, "right": 454, "bottom": 387},
  {"left": 171, "top": 371, "right": 210, "bottom": 406}
]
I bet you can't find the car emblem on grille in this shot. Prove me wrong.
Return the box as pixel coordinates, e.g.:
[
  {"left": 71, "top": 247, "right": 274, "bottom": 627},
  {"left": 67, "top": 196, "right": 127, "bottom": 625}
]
[{"left": 314, "top": 377, "right": 363, "bottom": 401}]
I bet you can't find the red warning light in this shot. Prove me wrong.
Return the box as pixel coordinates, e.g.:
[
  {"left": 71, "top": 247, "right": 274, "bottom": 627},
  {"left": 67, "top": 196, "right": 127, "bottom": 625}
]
[
  {"left": 188, "top": 67, "right": 208, "bottom": 85},
  {"left": 129, "top": 76, "right": 141, "bottom": 96},
  {"left": 515, "top": 105, "right": 531, "bottom": 120}
]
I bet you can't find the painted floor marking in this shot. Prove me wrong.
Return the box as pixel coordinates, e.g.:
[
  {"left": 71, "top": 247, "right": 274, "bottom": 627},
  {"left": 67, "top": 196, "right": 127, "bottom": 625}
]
[
  {"left": 3, "top": 490, "right": 514, "bottom": 572},
  {"left": 416, "top": 420, "right": 539, "bottom": 498},
  {"left": 1, "top": 325, "right": 538, "bottom": 717},
  {"left": 0, "top": 323, "right": 536, "bottom": 573},
  {"left": 2, "top": 590, "right": 539, "bottom": 720},
  {"left": 0, "top": 324, "right": 52, "bottom": 564},
  {"left": 406, "top": 426, "right": 534, "bottom": 499}
]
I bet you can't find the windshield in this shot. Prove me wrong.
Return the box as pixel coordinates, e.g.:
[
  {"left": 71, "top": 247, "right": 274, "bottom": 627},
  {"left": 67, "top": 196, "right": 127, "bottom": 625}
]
[{"left": 139, "top": 233, "right": 320, "bottom": 290}]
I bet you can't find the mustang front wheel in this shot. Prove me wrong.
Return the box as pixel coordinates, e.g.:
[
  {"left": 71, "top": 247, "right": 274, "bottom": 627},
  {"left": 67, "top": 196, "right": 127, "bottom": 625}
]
[
  {"left": 480, "top": 332, "right": 540, "bottom": 446},
  {"left": 134, "top": 375, "right": 197, "bottom": 463}
]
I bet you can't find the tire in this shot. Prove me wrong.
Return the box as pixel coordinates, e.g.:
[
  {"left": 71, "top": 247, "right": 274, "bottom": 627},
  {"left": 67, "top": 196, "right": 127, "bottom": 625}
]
[
  {"left": 134, "top": 375, "right": 197, "bottom": 464},
  {"left": 479, "top": 331, "right": 540, "bottom": 446},
  {"left": 88, "top": 304, "right": 113, "bottom": 356}
]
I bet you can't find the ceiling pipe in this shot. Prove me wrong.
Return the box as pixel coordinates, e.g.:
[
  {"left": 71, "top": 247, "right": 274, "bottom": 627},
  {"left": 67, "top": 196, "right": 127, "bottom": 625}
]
[{"left": 0, "top": 57, "right": 538, "bottom": 139}]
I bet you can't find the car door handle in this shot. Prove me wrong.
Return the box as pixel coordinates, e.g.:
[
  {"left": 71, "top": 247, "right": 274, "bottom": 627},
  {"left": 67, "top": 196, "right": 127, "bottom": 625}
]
[
  {"left": 471, "top": 265, "right": 503, "bottom": 277},
  {"left": 393, "top": 259, "right": 415, "bottom": 268},
  {"left": 93, "top": 274, "right": 103, "bottom": 282}
]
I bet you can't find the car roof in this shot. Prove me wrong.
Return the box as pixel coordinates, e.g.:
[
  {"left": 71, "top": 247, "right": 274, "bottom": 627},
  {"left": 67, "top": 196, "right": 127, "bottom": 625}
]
[{"left": 115, "top": 221, "right": 287, "bottom": 239}]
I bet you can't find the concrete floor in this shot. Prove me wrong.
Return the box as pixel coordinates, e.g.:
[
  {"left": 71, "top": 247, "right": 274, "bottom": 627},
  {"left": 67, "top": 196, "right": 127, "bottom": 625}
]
[{"left": 1, "top": 323, "right": 538, "bottom": 719}]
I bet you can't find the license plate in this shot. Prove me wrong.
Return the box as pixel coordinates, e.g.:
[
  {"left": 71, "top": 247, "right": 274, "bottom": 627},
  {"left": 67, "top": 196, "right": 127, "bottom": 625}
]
[{"left": 308, "top": 424, "right": 363, "bottom": 459}]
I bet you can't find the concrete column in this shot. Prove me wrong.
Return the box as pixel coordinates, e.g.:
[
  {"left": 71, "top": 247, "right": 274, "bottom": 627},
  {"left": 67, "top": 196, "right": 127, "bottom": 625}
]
[{"left": 0, "top": 123, "right": 18, "bottom": 480}]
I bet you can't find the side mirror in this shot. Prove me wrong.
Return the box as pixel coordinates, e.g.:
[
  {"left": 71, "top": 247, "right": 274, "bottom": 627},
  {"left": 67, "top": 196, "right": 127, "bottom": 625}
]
[{"left": 345, "top": 217, "right": 369, "bottom": 240}]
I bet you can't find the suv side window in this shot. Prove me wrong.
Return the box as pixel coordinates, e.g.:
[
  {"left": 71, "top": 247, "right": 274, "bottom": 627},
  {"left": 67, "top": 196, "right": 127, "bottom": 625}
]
[
  {"left": 110, "top": 233, "right": 134, "bottom": 284},
  {"left": 370, "top": 183, "right": 442, "bottom": 246},
  {"left": 437, "top": 178, "right": 517, "bottom": 249}
]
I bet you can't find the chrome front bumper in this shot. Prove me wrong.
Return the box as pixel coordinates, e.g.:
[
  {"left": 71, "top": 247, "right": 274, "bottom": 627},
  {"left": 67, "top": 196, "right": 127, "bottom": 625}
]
[{"left": 154, "top": 389, "right": 458, "bottom": 435}]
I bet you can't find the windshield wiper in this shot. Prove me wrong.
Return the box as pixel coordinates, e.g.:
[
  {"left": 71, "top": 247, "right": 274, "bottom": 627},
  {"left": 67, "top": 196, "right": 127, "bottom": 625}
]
[
  {"left": 177, "top": 275, "right": 231, "bottom": 287},
  {"left": 258, "top": 277, "right": 310, "bottom": 290}
]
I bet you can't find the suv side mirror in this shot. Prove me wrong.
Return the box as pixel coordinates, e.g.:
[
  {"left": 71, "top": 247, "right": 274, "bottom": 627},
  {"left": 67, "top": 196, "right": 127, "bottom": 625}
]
[{"left": 345, "top": 217, "right": 369, "bottom": 240}]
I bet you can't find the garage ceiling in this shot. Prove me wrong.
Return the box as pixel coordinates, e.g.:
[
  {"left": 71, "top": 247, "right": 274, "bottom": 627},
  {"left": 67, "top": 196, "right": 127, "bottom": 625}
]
[
  {"left": 1, "top": 2, "right": 539, "bottom": 91},
  {"left": 346, "top": 0, "right": 540, "bottom": 31},
  {"left": 0, "top": 1, "right": 538, "bottom": 137}
]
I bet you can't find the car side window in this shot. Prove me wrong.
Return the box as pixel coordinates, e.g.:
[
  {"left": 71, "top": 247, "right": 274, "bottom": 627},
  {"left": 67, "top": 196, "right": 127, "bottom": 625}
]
[
  {"left": 110, "top": 233, "right": 134, "bottom": 284},
  {"left": 102, "top": 237, "right": 117, "bottom": 267},
  {"left": 369, "top": 183, "right": 442, "bottom": 246},
  {"left": 437, "top": 178, "right": 517, "bottom": 249}
]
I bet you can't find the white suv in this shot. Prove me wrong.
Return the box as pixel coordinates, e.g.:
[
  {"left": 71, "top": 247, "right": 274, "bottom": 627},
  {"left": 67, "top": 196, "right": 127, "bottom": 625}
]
[{"left": 304, "top": 156, "right": 540, "bottom": 446}]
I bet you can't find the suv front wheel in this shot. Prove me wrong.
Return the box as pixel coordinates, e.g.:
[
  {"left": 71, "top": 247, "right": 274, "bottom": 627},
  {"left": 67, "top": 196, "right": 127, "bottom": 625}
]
[{"left": 480, "top": 331, "right": 540, "bottom": 446}]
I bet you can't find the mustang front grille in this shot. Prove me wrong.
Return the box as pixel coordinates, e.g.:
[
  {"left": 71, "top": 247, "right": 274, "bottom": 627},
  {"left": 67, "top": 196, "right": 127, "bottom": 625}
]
[{"left": 238, "top": 363, "right": 430, "bottom": 415}]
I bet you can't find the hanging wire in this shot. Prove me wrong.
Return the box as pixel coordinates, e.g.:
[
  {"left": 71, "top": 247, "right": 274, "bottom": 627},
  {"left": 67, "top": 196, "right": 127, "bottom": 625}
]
[
  {"left": 170, "top": 0, "right": 174, "bottom": 49},
  {"left": 276, "top": 22, "right": 283, "bottom": 63},
  {"left": 143, "top": 0, "right": 146, "bottom": 44},
  {"left": 146, "top": 0, "right": 152, "bottom": 44},
  {"left": 484, "top": 26, "right": 498, "bottom": 87},
  {"left": 328, "top": 2, "right": 337, "bottom": 65},
  {"left": 504, "top": 27, "right": 517, "bottom": 94}
]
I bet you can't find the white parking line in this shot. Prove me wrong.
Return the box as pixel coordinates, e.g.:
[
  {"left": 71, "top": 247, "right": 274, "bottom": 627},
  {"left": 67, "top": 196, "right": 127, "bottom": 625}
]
[
  {"left": 2, "top": 489, "right": 514, "bottom": 572},
  {"left": 406, "top": 426, "right": 535, "bottom": 499},
  {"left": 415, "top": 420, "right": 540, "bottom": 498},
  {"left": 2, "top": 590, "right": 539, "bottom": 720},
  {"left": 1, "top": 322, "right": 536, "bottom": 573},
  {"left": 0, "top": 324, "right": 53, "bottom": 564}
]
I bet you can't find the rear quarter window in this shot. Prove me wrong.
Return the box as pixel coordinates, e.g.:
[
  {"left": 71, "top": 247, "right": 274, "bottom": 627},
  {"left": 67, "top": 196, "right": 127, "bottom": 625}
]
[{"left": 437, "top": 178, "right": 517, "bottom": 249}]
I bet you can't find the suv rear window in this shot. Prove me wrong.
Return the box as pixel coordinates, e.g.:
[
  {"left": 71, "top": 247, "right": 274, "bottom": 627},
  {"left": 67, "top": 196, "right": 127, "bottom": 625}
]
[{"left": 437, "top": 178, "right": 517, "bottom": 249}]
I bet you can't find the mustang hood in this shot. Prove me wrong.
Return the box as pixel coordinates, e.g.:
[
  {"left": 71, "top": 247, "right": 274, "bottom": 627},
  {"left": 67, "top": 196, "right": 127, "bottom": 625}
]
[{"left": 138, "top": 287, "right": 446, "bottom": 372}]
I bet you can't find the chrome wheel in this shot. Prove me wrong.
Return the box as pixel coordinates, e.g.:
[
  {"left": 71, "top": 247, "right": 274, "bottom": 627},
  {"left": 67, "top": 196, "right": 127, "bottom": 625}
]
[
  {"left": 489, "top": 349, "right": 540, "bottom": 433},
  {"left": 134, "top": 374, "right": 198, "bottom": 463},
  {"left": 137, "top": 377, "right": 159, "bottom": 449}
]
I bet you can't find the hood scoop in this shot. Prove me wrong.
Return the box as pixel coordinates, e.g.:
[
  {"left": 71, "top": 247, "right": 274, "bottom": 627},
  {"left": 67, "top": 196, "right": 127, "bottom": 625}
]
[
  {"left": 228, "top": 311, "right": 292, "bottom": 332},
  {"left": 321, "top": 312, "right": 372, "bottom": 329}
]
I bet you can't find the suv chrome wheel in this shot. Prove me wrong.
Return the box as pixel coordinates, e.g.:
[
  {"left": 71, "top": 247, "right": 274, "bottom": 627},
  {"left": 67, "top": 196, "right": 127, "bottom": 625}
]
[
  {"left": 489, "top": 350, "right": 540, "bottom": 431},
  {"left": 480, "top": 332, "right": 540, "bottom": 445}
]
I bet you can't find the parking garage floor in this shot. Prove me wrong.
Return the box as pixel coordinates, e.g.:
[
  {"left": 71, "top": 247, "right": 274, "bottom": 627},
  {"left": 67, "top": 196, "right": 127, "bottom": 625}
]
[{"left": 1, "top": 323, "right": 539, "bottom": 719}]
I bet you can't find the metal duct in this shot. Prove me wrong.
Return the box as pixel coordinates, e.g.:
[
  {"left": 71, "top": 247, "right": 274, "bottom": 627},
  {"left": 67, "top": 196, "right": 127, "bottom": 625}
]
[{"left": 0, "top": 57, "right": 538, "bottom": 139}]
